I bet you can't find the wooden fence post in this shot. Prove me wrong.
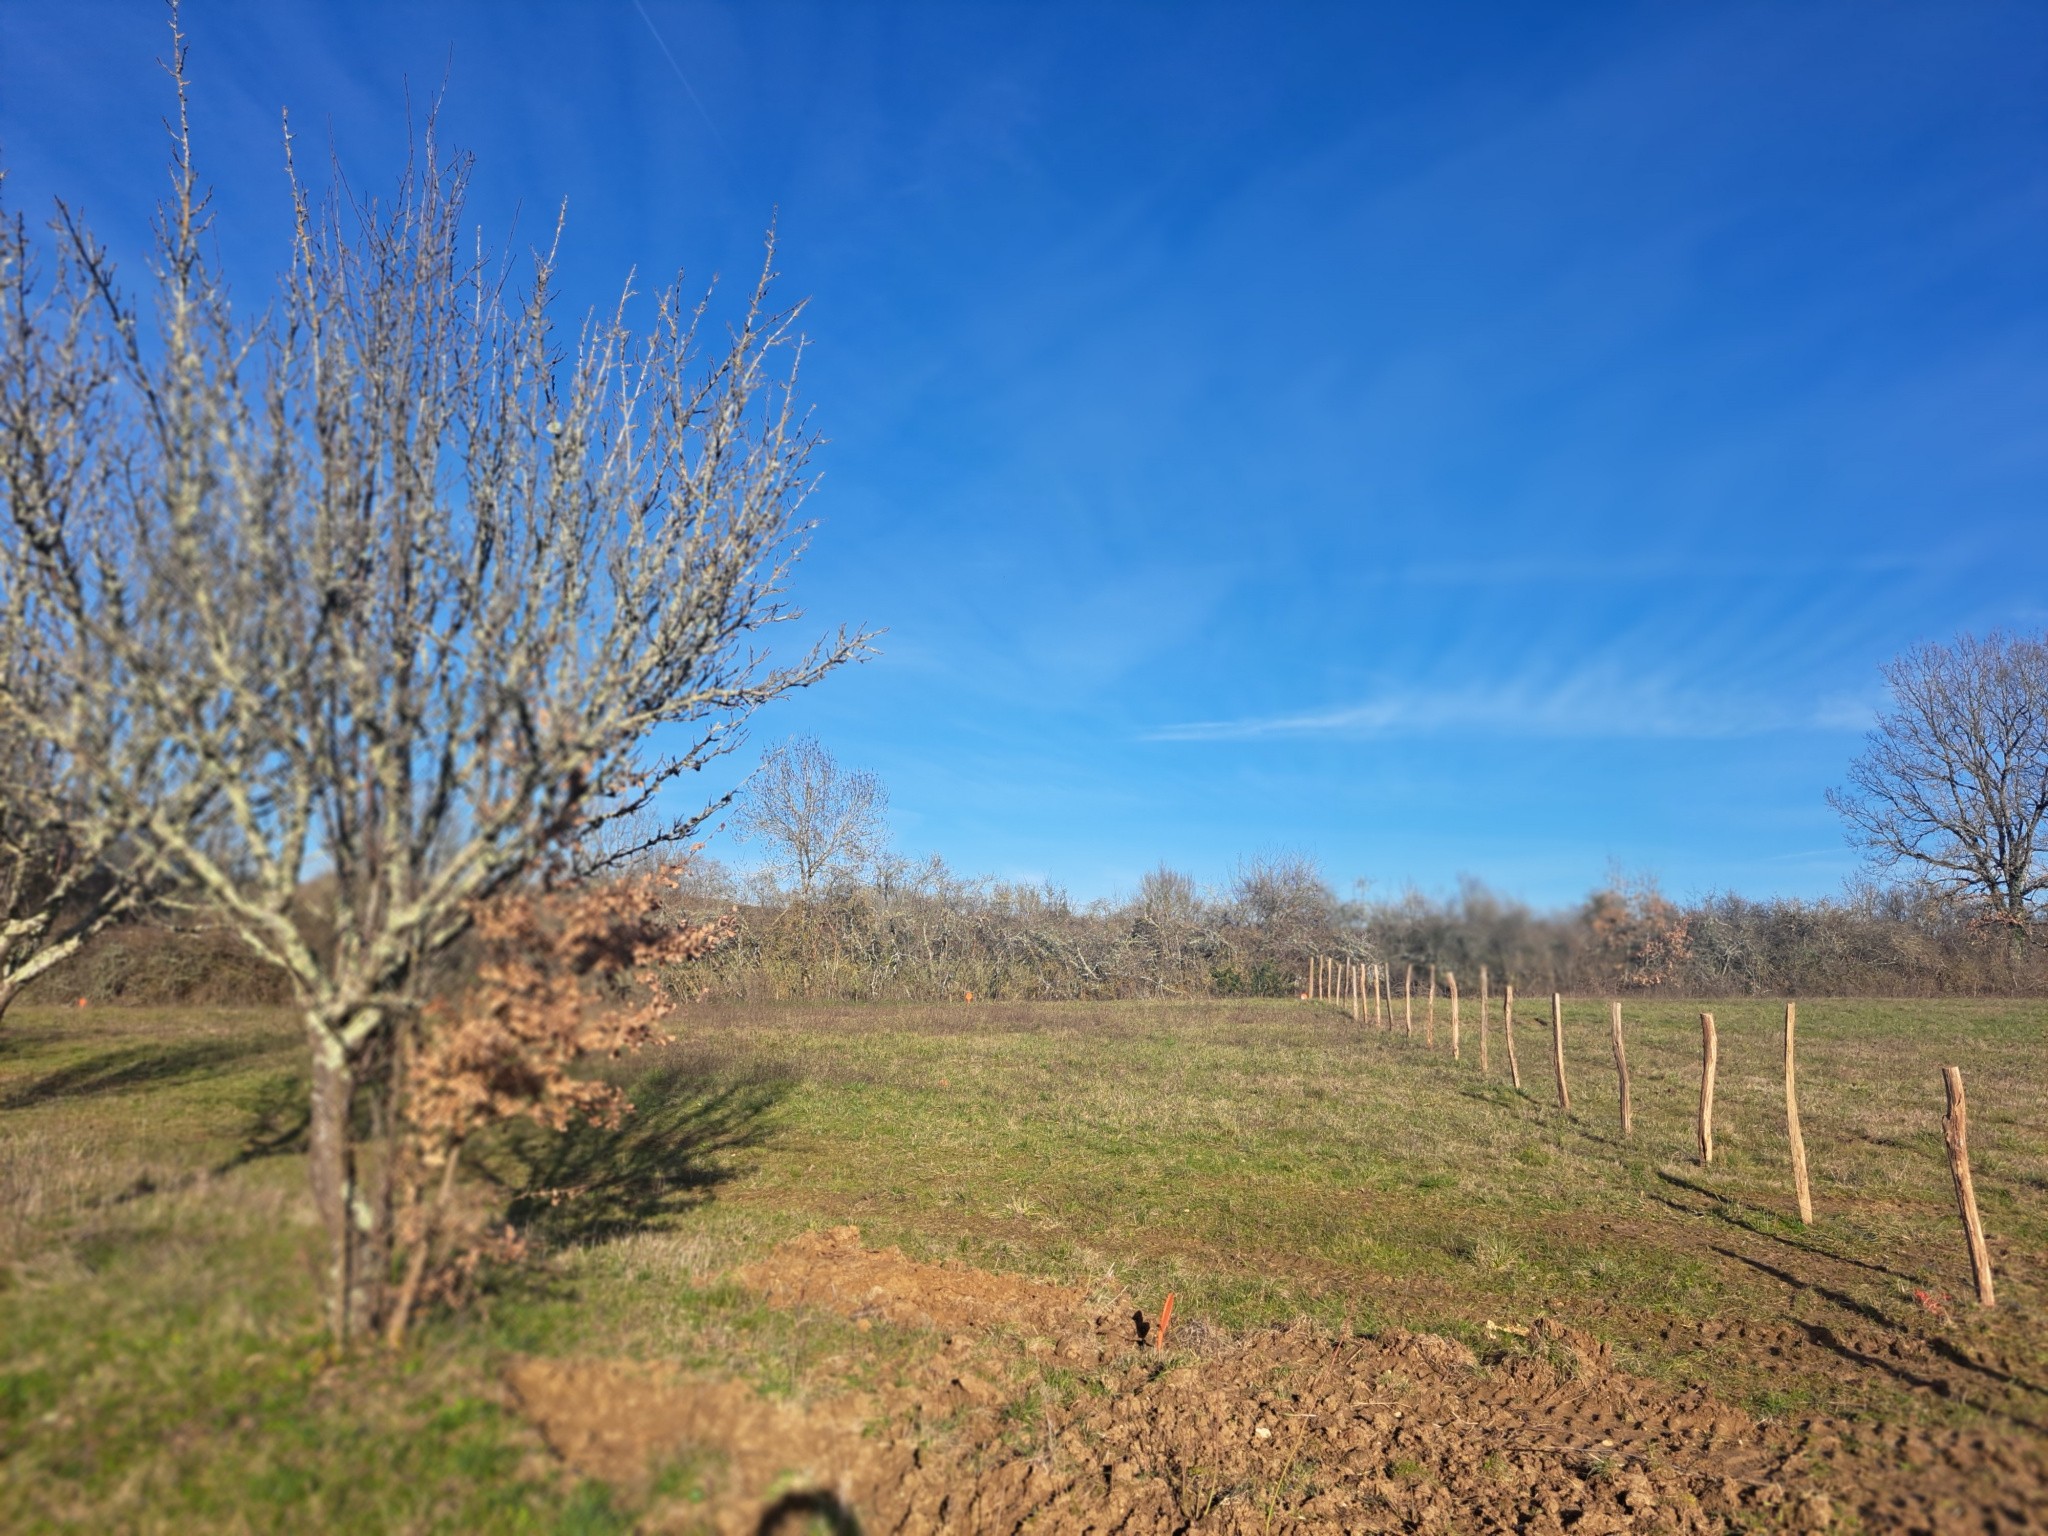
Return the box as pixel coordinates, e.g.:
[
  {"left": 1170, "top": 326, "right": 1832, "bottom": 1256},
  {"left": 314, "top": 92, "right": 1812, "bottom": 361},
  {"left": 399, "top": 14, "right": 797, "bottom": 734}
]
[
  {"left": 1698, "top": 1012, "right": 1718, "bottom": 1165},
  {"left": 1785, "top": 1002, "right": 1812, "bottom": 1225},
  {"left": 1609, "top": 1000, "right": 1632, "bottom": 1138},
  {"left": 1504, "top": 984, "right": 1521, "bottom": 1089},
  {"left": 1941, "top": 1067, "right": 1996, "bottom": 1307},
  {"left": 1379, "top": 964, "right": 1391, "bottom": 1031},
  {"left": 1550, "top": 991, "right": 1571, "bottom": 1111},
  {"left": 1478, "top": 966, "right": 1490, "bottom": 1075},
  {"left": 1426, "top": 966, "right": 1438, "bottom": 1048},
  {"left": 1448, "top": 971, "right": 1461, "bottom": 1061},
  {"left": 1404, "top": 965, "right": 1414, "bottom": 1040}
]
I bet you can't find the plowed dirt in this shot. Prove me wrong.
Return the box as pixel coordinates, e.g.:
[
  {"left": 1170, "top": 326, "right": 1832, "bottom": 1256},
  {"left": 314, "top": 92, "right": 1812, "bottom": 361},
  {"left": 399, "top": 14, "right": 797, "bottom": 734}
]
[{"left": 509, "top": 1227, "right": 2048, "bottom": 1533}]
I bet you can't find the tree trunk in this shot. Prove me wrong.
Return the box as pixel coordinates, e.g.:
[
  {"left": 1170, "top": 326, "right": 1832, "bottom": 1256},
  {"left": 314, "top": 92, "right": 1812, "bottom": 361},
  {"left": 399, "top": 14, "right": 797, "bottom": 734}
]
[
  {"left": 307, "top": 1023, "right": 387, "bottom": 1345},
  {"left": 308, "top": 1033, "right": 361, "bottom": 1343}
]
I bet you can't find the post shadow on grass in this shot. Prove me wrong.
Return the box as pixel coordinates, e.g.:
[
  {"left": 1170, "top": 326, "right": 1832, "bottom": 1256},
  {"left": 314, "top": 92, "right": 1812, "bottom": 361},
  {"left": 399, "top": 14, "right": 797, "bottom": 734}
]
[
  {"left": 492, "top": 1064, "right": 788, "bottom": 1248},
  {"left": 1781, "top": 1312, "right": 2046, "bottom": 1433},
  {"left": 1715, "top": 1244, "right": 2048, "bottom": 1411},
  {"left": 1654, "top": 1168, "right": 1921, "bottom": 1285},
  {"left": 0, "top": 1038, "right": 266, "bottom": 1110},
  {"left": 1714, "top": 1247, "right": 1902, "bottom": 1332}
]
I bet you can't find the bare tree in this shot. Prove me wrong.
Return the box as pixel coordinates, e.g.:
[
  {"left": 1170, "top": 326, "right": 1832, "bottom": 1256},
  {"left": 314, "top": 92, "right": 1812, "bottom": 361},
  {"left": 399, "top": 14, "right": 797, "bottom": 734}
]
[
  {"left": 732, "top": 734, "right": 888, "bottom": 897},
  {"left": 0, "top": 25, "right": 868, "bottom": 1341},
  {"left": 1228, "top": 852, "right": 1334, "bottom": 970},
  {"left": 0, "top": 187, "right": 166, "bottom": 1020},
  {"left": 1122, "top": 865, "right": 1217, "bottom": 995},
  {"left": 1828, "top": 631, "right": 2048, "bottom": 956}
]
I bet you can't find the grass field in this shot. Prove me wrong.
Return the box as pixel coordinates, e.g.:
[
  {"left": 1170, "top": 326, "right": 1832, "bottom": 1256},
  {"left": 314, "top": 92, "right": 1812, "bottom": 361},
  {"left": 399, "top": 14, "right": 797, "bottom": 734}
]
[{"left": 0, "top": 995, "right": 2042, "bottom": 1530}]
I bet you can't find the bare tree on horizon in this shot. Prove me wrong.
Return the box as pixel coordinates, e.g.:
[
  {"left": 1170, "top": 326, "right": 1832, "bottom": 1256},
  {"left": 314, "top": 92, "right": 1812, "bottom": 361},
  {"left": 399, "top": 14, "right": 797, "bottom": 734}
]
[
  {"left": 733, "top": 734, "right": 889, "bottom": 898},
  {"left": 1828, "top": 630, "right": 2048, "bottom": 964}
]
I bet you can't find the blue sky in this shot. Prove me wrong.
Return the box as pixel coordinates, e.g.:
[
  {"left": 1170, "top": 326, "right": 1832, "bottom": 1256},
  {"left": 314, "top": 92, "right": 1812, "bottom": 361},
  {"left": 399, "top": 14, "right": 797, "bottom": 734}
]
[{"left": 3, "top": 2, "right": 2043, "bottom": 907}]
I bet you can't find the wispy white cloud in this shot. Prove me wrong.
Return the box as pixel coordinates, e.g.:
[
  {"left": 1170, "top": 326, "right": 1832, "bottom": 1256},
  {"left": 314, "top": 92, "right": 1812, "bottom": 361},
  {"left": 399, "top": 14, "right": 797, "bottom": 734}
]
[
  {"left": 1810, "top": 691, "right": 1880, "bottom": 732},
  {"left": 1147, "top": 672, "right": 1867, "bottom": 743}
]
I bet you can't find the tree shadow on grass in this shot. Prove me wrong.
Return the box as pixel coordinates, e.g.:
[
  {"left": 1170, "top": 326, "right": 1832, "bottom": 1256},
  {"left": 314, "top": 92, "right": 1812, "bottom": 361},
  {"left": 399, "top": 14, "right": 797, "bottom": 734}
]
[
  {"left": 756, "top": 1488, "right": 862, "bottom": 1535},
  {"left": 488, "top": 1064, "right": 789, "bottom": 1248},
  {"left": 214, "top": 1071, "right": 311, "bottom": 1173},
  {"left": 1, "top": 1038, "right": 267, "bottom": 1109}
]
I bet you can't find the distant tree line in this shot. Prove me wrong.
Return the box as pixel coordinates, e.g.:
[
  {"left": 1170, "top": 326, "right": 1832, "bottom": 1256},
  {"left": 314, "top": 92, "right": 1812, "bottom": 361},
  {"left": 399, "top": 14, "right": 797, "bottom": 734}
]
[
  {"left": 620, "top": 726, "right": 2048, "bottom": 1002},
  {"left": 640, "top": 856, "right": 2045, "bottom": 1003}
]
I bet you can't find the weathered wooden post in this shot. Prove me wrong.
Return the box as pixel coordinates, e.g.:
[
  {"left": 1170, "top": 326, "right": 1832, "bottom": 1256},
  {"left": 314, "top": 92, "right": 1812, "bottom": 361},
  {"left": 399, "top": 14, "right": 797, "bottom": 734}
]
[
  {"left": 1698, "top": 1012, "right": 1718, "bottom": 1165},
  {"left": 1550, "top": 991, "right": 1571, "bottom": 1111},
  {"left": 1448, "top": 971, "right": 1461, "bottom": 1060},
  {"left": 1403, "top": 964, "right": 1414, "bottom": 1039},
  {"left": 1609, "top": 1000, "right": 1632, "bottom": 1138},
  {"left": 1784, "top": 1002, "right": 1812, "bottom": 1224},
  {"left": 1941, "top": 1067, "right": 1996, "bottom": 1307},
  {"left": 1478, "top": 966, "right": 1490, "bottom": 1075},
  {"left": 1426, "top": 966, "right": 1438, "bottom": 1048},
  {"left": 1504, "top": 984, "right": 1521, "bottom": 1088}
]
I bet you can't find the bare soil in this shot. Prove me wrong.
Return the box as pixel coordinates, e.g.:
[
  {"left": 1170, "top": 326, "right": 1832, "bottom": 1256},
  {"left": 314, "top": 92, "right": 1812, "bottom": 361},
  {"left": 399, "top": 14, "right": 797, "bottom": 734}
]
[{"left": 507, "top": 1227, "right": 2047, "bottom": 1533}]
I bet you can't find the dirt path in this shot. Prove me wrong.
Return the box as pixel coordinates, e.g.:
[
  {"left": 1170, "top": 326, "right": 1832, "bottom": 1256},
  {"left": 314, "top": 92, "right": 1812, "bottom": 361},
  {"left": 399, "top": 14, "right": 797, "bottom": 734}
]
[{"left": 507, "top": 1227, "right": 2047, "bottom": 1533}]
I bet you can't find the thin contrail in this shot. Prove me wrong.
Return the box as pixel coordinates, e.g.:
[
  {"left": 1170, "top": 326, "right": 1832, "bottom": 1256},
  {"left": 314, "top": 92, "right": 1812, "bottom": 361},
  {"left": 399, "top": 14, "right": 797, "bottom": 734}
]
[{"left": 632, "top": 0, "right": 731, "bottom": 156}]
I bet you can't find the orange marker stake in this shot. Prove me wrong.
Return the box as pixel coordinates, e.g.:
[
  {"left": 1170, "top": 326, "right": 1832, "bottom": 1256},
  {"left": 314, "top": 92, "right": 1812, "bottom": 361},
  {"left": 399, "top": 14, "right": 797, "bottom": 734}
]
[{"left": 1156, "top": 1292, "right": 1176, "bottom": 1350}]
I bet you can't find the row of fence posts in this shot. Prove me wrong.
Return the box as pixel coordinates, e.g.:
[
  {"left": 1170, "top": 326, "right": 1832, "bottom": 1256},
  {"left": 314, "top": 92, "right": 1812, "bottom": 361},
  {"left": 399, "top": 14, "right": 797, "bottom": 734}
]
[{"left": 1300, "top": 956, "right": 1999, "bottom": 1308}]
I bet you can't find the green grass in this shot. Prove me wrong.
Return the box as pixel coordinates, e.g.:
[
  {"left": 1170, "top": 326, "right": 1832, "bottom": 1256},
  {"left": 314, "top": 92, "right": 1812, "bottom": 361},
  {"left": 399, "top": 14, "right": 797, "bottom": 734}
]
[{"left": 0, "top": 994, "right": 2042, "bottom": 1529}]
